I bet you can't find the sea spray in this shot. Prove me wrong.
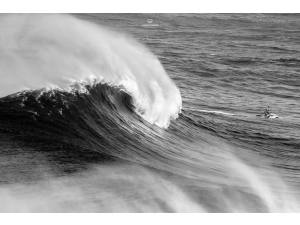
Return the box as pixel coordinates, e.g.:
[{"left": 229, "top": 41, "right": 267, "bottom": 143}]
[{"left": 0, "top": 14, "right": 182, "bottom": 128}]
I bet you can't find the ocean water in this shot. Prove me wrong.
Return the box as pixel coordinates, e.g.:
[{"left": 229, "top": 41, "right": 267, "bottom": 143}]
[{"left": 0, "top": 14, "right": 299, "bottom": 212}]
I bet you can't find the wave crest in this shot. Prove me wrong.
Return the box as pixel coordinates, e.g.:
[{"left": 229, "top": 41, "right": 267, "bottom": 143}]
[{"left": 0, "top": 14, "right": 182, "bottom": 128}]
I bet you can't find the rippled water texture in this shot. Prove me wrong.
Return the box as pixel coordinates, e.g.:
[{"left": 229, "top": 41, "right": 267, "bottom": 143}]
[{"left": 0, "top": 14, "right": 299, "bottom": 212}]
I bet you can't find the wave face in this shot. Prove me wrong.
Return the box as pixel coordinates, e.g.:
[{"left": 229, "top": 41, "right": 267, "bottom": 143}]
[
  {"left": 0, "top": 84, "right": 299, "bottom": 212},
  {"left": 0, "top": 14, "right": 181, "bottom": 128},
  {"left": 0, "top": 14, "right": 300, "bottom": 212}
]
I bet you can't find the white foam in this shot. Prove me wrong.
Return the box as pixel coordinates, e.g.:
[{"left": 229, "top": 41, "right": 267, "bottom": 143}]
[
  {"left": 199, "top": 109, "right": 235, "bottom": 116},
  {"left": 0, "top": 14, "right": 182, "bottom": 128}
]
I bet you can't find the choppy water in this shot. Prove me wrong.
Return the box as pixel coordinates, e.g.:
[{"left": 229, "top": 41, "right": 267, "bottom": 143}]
[{"left": 0, "top": 14, "right": 299, "bottom": 212}]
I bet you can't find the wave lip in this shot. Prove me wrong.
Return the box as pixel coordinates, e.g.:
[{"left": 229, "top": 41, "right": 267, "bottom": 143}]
[{"left": 0, "top": 14, "right": 182, "bottom": 128}]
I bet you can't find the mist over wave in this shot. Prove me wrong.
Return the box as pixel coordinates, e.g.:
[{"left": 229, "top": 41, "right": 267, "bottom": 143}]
[{"left": 0, "top": 14, "right": 181, "bottom": 128}]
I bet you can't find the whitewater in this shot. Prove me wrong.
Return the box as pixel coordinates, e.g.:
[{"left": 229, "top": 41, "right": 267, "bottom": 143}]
[
  {"left": 0, "top": 14, "right": 300, "bottom": 212},
  {"left": 0, "top": 14, "right": 181, "bottom": 128}
]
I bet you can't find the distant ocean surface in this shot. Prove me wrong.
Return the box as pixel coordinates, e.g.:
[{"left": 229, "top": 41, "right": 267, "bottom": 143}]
[{"left": 0, "top": 14, "right": 299, "bottom": 212}]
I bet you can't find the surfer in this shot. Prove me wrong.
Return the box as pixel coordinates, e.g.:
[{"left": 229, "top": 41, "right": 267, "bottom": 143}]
[
  {"left": 258, "top": 106, "right": 278, "bottom": 119},
  {"left": 263, "top": 106, "right": 271, "bottom": 117}
]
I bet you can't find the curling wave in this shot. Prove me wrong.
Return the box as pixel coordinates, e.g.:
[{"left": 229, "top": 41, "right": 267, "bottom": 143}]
[
  {"left": 1, "top": 13, "right": 300, "bottom": 213},
  {"left": 0, "top": 14, "right": 181, "bottom": 128}
]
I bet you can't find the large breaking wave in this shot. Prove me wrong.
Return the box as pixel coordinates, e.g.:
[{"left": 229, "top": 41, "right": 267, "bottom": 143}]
[
  {"left": 1, "top": 14, "right": 300, "bottom": 212},
  {"left": 0, "top": 14, "right": 181, "bottom": 128}
]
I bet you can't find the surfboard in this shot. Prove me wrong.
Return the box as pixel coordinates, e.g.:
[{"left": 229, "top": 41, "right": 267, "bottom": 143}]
[{"left": 256, "top": 113, "right": 279, "bottom": 119}]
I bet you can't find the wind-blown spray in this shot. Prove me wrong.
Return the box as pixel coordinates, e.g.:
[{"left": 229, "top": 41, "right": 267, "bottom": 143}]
[{"left": 0, "top": 14, "right": 181, "bottom": 128}]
